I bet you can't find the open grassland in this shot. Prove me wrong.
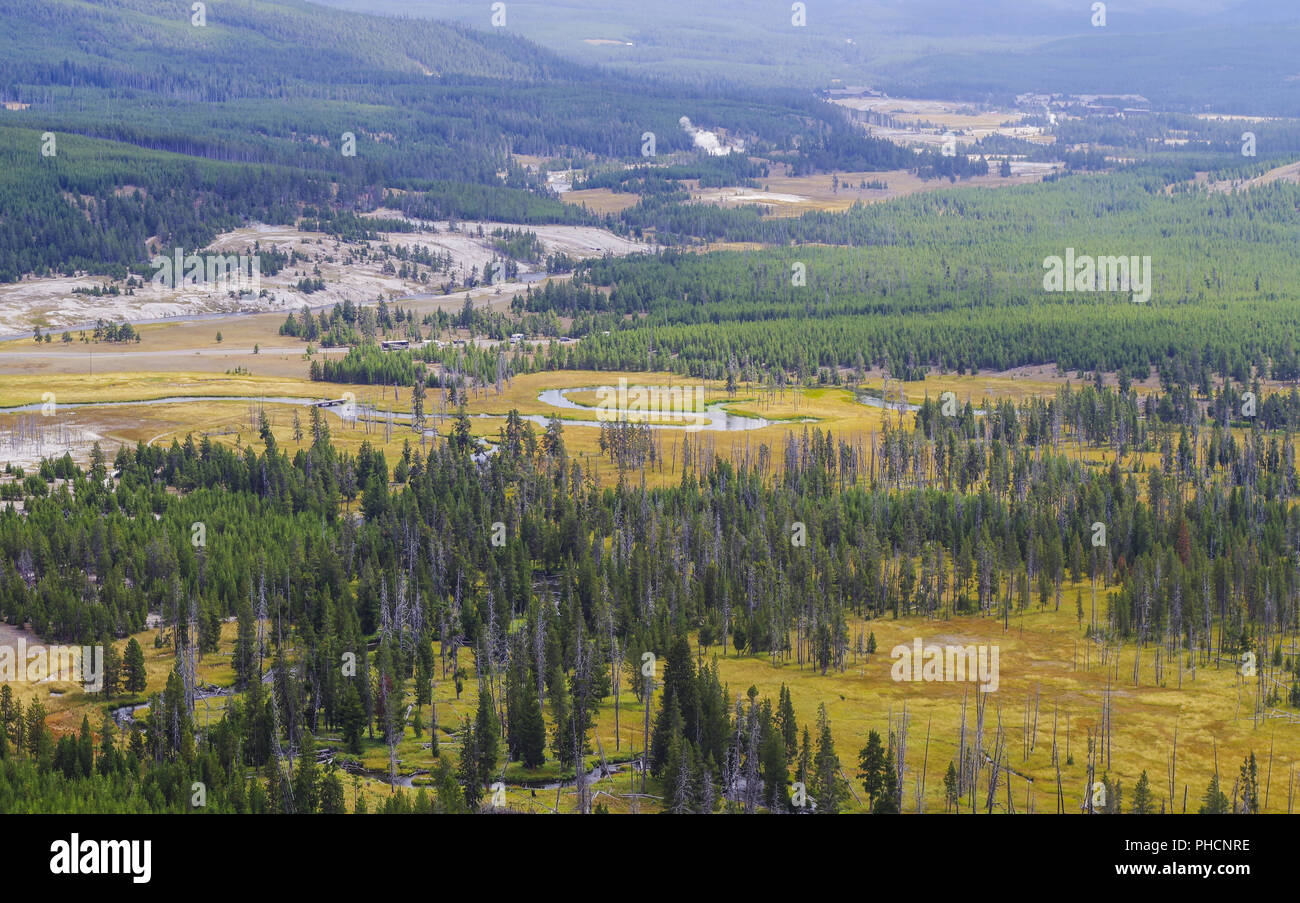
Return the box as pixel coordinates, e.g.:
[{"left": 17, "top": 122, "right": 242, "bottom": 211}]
[
  {"left": 0, "top": 370, "right": 336, "bottom": 409},
  {"left": 705, "top": 601, "right": 1299, "bottom": 814},
  {"left": 0, "top": 365, "right": 1243, "bottom": 488},
  {"left": 559, "top": 188, "right": 642, "bottom": 215},
  {"left": 687, "top": 164, "right": 1061, "bottom": 216}
]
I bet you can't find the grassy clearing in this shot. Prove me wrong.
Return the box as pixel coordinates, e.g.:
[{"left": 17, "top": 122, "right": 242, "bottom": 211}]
[{"left": 0, "top": 366, "right": 1221, "bottom": 489}]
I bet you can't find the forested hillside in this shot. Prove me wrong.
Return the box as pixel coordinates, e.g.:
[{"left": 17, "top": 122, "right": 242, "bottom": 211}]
[
  {"left": 318, "top": 0, "right": 1300, "bottom": 116},
  {"left": 529, "top": 164, "right": 1300, "bottom": 382},
  {"left": 0, "top": 0, "right": 871, "bottom": 280}
]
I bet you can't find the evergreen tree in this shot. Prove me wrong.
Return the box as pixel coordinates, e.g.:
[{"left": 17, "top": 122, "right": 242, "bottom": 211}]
[
  {"left": 1131, "top": 770, "right": 1154, "bottom": 814},
  {"left": 339, "top": 683, "right": 365, "bottom": 754},
  {"left": 661, "top": 633, "right": 700, "bottom": 741},
  {"left": 1199, "top": 773, "right": 1230, "bottom": 814},
  {"left": 0, "top": 686, "right": 14, "bottom": 743},
  {"left": 796, "top": 727, "right": 812, "bottom": 807},
  {"left": 663, "top": 730, "right": 695, "bottom": 814},
  {"left": 760, "top": 719, "right": 789, "bottom": 812},
  {"left": 943, "top": 761, "right": 959, "bottom": 812},
  {"left": 1238, "top": 754, "right": 1260, "bottom": 813},
  {"left": 474, "top": 686, "right": 500, "bottom": 787},
  {"left": 123, "top": 638, "right": 147, "bottom": 694},
  {"left": 294, "top": 730, "right": 321, "bottom": 813},
  {"left": 319, "top": 767, "right": 346, "bottom": 814},
  {"left": 101, "top": 641, "right": 122, "bottom": 697},
  {"left": 549, "top": 664, "right": 573, "bottom": 765},
  {"left": 97, "top": 713, "right": 118, "bottom": 776},
  {"left": 777, "top": 684, "right": 798, "bottom": 756},
  {"left": 458, "top": 721, "right": 482, "bottom": 810},
  {"left": 234, "top": 597, "right": 257, "bottom": 689},
  {"left": 857, "top": 729, "right": 886, "bottom": 808},
  {"left": 875, "top": 741, "right": 899, "bottom": 814},
  {"left": 650, "top": 691, "right": 685, "bottom": 776},
  {"left": 77, "top": 715, "right": 94, "bottom": 778},
  {"left": 434, "top": 758, "right": 466, "bottom": 813},
  {"left": 25, "top": 701, "right": 51, "bottom": 764},
  {"left": 515, "top": 670, "right": 547, "bottom": 768},
  {"left": 811, "top": 704, "right": 846, "bottom": 813}
]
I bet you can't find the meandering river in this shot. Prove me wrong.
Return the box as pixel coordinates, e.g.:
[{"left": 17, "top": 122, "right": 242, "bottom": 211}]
[{"left": 0, "top": 387, "right": 794, "bottom": 434}]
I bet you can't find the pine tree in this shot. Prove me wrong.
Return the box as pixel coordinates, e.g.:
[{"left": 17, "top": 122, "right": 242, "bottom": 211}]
[
  {"left": 474, "top": 686, "right": 499, "bottom": 787},
  {"left": 339, "top": 683, "right": 365, "bottom": 754},
  {"left": 101, "top": 640, "right": 122, "bottom": 697},
  {"left": 1199, "top": 773, "right": 1230, "bottom": 814},
  {"left": 812, "top": 703, "right": 846, "bottom": 813},
  {"left": 234, "top": 597, "right": 257, "bottom": 689},
  {"left": 25, "top": 700, "right": 49, "bottom": 761},
  {"left": 797, "top": 727, "right": 812, "bottom": 806},
  {"left": 123, "top": 638, "right": 147, "bottom": 694},
  {"left": 549, "top": 664, "right": 573, "bottom": 765},
  {"left": 875, "top": 741, "right": 899, "bottom": 814},
  {"left": 858, "top": 729, "right": 886, "bottom": 808},
  {"left": 319, "top": 767, "right": 346, "bottom": 814},
  {"left": 777, "top": 684, "right": 798, "bottom": 756},
  {"left": 0, "top": 686, "right": 13, "bottom": 741},
  {"left": 458, "top": 721, "right": 482, "bottom": 810},
  {"left": 1238, "top": 754, "right": 1260, "bottom": 813},
  {"left": 128, "top": 725, "right": 145, "bottom": 763},
  {"left": 10, "top": 697, "right": 22, "bottom": 756},
  {"left": 1131, "top": 770, "right": 1154, "bottom": 814},
  {"left": 434, "top": 758, "right": 466, "bottom": 813},
  {"left": 661, "top": 633, "right": 699, "bottom": 741},
  {"left": 97, "top": 713, "right": 117, "bottom": 776},
  {"left": 650, "top": 692, "right": 684, "bottom": 776},
  {"left": 516, "top": 671, "right": 547, "bottom": 769},
  {"left": 760, "top": 720, "right": 789, "bottom": 812},
  {"left": 943, "top": 761, "right": 959, "bottom": 812},
  {"left": 663, "top": 730, "right": 695, "bottom": 814},
  {"left": 77, "top": 716, "right": 94, "bottom": 778},
  {"left": 294, "top": 730, "right": 321, "bottom": 813},
  {"left": 429, "top": 704, "right": 440, "bottom": 758}
]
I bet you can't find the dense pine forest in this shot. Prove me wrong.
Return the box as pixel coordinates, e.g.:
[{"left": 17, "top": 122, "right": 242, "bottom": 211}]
[
  {"left": 524, "top": 165, "right": 1300, "bottom": 382},
  {"left": 1, "top": 376, "right": 1297, "bottom": 811}
]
